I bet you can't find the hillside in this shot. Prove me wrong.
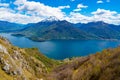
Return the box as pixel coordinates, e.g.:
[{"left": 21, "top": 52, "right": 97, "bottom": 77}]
[
  {"left": 0, "top": 36, "right": 60, "bottom": 80},
  {"left": 0, "top": 21, "right": 25, "bottom": 32},
  {"left": 78, "top": 21, "right": 120, "bottom": 39},
  {"left": 0, "top": 36, "right": 120, "bottom": 80},
  {"left": 12, "top": 20, "right": 120, "bottom": 41},
  {"left": 47, "top": 46, "right": 120, "bottom": 80},
  {"left": 12, "top": 20, "right": 99, "bottom": 41}
]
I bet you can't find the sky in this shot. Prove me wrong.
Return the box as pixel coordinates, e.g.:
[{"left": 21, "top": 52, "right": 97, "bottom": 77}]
[{"left": 0, "top": 0, "right": 120, "bottom": 25}]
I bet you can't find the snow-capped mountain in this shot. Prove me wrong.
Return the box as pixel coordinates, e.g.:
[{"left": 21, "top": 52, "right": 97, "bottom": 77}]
[{"left": 41, "top": 16, "right": 60, "bottom": 22}]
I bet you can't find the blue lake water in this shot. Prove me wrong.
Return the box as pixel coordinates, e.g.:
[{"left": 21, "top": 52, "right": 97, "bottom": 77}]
[{"left": 0, "top": 33, "right": 120, "bottom": 60}]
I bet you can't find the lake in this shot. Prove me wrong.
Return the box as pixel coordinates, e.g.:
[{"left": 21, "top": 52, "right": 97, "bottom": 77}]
[{"left": 0, "top": 33, "right": 120, "bottom": 60}]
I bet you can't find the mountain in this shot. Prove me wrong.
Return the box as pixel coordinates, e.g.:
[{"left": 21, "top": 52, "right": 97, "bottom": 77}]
[
  {"left": 78, "top": 21, "right": 120, "bottom": 39},
  {"left": 0, "top": 21, "right": 25, "bottom": 32},
  {"left": 0, "top": 36, "right": 120, "bottom": 80},
  {"left": 13, "top": 20, "right": 99, "bottom": 41},
  {"left": 41, "top": 16, "right": 60, "bottom": 22},
  {"left": 12, "top": 20, "right": 120, "bottom": 41}
]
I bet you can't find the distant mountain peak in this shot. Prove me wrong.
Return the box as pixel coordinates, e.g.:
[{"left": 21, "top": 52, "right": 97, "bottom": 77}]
[{"left": 41, "top": 16, "right": 60, "bottom": 22}]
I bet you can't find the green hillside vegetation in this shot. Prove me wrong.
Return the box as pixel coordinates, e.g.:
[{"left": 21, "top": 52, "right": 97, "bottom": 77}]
[
  {"left": 0, "top": 21, "right": 25, "bottom": 32},
  {"left": 79, "top": 21, "right": 120, "bottom": 39},
  {"left": 13, "top": 21, "right": 99, "bottom": 41},
  {"left": 0, "top": 36, "right": 61, "bottom": 80},
  {"left": 13, "top": 21, "right": 120, "bottom": 42},
  {"left": 47, "top": 47, "right": 120, "bottom": 80},
  {"left": 0, "top": 36, "right": 120, "bottom": 80}
]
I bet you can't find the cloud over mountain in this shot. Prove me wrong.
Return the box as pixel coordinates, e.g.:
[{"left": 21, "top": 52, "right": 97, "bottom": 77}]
[
  {"left": 0, "top": 0, "right": 120, "bottom": 25},
  {"left": 67, "top": 9, "right": 120, "bottom": 25}
]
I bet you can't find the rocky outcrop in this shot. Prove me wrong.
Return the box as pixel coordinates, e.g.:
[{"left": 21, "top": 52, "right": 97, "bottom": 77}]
[
  {"left": 0, "top": 37, "right": 59, "bottom": 80},
  {"left": 0, "top": 44, "right": 8, "bottom": 54}
]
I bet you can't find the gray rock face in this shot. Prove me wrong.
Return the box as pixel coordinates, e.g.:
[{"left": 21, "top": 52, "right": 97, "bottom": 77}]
[
  {"left": 2, "top": 62, "right": 10, "bottom": 73},
  {"left": 15, "top": 69, "right": 22, "bottom": 75},
  {"left": 0, "top": 44, "right": 8, "bottom": 54}
]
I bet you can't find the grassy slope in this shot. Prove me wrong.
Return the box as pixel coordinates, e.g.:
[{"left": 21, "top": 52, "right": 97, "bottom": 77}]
[
  {"left": 47, "top": 47, "right": 120, "bottom": 80},
  {"left": 0, "top": 37, "right": 61, "bottom": 80},
  {"left": 0, "top": 36, "right": 120, "bottom": 80}
]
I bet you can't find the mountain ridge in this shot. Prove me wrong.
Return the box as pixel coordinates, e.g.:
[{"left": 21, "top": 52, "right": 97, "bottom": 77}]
[
  {"left": 1, "top": 19, "right": 120, "bottom": 41},
  {"left": 0, "top": 21, "right": 26, "bottom": 32},
  {"left": 78, "top": 21, "right": 120, "bottom": 39},
  {"left": 12, "top": 20, "right": 120, "bottom": 41}
]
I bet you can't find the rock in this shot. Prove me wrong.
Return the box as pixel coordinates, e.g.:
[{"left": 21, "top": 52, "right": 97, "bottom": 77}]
[
  {"left": 63, "top": 58, "right": 70, "bottom": 63},
  {"left": 0, "top": 44, "right": 8, "bottom": 54},
  {"left": 0, "top": 44, "right": 8, "bottom": 53},
  {"left": 13, "top": 50, "right": 23, "bottom": 60},
  {"left": 2, "top": 62, "right": 10, "bottom": 73},
  {"left": 12, "top": 69, "right": 22, "bottom": 75},
  {"left": 0, "top": 57, "right": 4, "bottom": 64},
  {"left": 12, "top": 71, "right": 17, "bottom": 75},
  {"left": 16, "top": 69, "right": 22, "bottom": 75}
]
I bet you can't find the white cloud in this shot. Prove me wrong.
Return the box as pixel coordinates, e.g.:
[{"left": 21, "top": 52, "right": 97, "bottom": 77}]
[
  {"left": 97, "top": 0, "right": 103, "bottom": 4},
  {"left": 0, "top": 0, "right": 69, "bottom": 24},
  {"left": 0, "top": 3, "right": 9, "bottom": 7},
  {"left": 14, "top": 0, "right": 66, "bottom": 20},
  {"left": 91, "top": 9, "right": 120, "bottom": 25},
  {"left": 73, "top": 9, "right": 82, "bottom": 12},
  {"left": 66, "top": 12, "right": 91, "bottom": 23},
  {"left": 58, "top": 5, "right": 70, "bottom": 9},
  {"left": 73, "top": 4, "right": 88, "bottom": 12},
  {"left": 0, "top": 7, "right": 43, "bottom": 24},
  {"left": 92, "top": 9, "right": 117, "bottom": 16},
  {"left": 67, "top": 9, "right": 120, "bottom": 25},
  {"left": 0, "top": 0, "right": 120, "bottom": 25},
  {"left": 14, "top": 0, "right": 26, "bottom": 5},
  {"left": 77, "top": 4, "right": 88, "bottom": 9}
]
